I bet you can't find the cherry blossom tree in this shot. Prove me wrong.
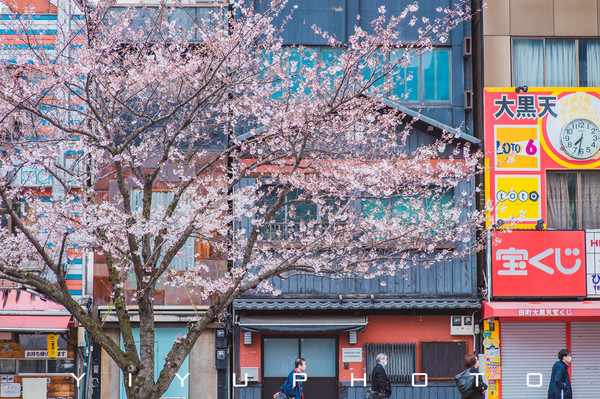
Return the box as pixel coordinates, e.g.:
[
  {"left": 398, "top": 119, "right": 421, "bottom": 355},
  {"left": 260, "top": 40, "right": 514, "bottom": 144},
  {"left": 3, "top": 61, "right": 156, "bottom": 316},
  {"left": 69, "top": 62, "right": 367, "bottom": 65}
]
[{"left": 0, "top": 0, "right": 483, "bottom": 398}]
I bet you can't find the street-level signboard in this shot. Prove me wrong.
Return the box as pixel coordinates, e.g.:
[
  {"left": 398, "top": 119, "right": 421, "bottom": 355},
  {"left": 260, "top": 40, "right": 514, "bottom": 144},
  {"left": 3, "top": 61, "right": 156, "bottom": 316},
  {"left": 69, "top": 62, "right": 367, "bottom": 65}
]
[{"left": 492, "top": 230, "right": 586, "bottom": 297}]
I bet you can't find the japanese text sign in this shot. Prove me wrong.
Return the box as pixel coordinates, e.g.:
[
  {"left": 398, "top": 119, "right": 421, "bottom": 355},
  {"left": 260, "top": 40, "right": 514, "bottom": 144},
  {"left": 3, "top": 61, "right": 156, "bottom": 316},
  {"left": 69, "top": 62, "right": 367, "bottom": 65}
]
[
  {"left": 492, "top": 230, "right": 586, "bottom": 297},
  {"left": 485, "top": 88, "right": 600, "bottom": 227}
]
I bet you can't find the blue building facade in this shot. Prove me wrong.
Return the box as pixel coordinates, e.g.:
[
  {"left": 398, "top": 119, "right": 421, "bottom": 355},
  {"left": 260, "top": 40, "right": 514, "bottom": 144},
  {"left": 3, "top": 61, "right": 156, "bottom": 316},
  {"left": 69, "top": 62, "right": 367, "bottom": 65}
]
[{"left": 233, "top": 1, "right": 480, "bottom": 399}]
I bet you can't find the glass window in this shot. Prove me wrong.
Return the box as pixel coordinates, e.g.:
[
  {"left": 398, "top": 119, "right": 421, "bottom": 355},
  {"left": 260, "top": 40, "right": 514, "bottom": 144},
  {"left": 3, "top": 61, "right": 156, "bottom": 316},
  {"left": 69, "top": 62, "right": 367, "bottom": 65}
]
[
  {"left": 513, "top": 39, "right": 543, "bottom": 87},
  {"left": 391, "top": 48, "right": 451, "bottom": 103},
  {"left": 19, "top": 359, "right": 46, "bottom": 374},
  {"left": 545, "top": 40, "right": 576, "bottom": 86},
  {"left": 579, "top": 40, "right": 600, "bottom": 87},
  {"left": 129, "top": 191, "right": 194, "bottom": 270},
  {"left": 513, "top": 38, "right": 600, "bottom": 87},
  {"left": 48, "top": 359, "right": 75, "bottom": 373},
  {"left": 0, "top": 359, "right": 17, "bottom": 374},
  {"left": 263, "top": 338, "right": 298, "bottom": 378},
  {"left": 19, "top": 334, "right": 67, "bottom": 349},
  {"left": 547, "top": 171, "right": 600, "bottom": 229},
  {"left": 300, "top": 338, "right": 336, "bottom": 377},
  {"left": 423, "top": 49, "right": 451, "bottom": 101},
  {"left": 391, "top": 51, "right": 419, "bottom": 102}
]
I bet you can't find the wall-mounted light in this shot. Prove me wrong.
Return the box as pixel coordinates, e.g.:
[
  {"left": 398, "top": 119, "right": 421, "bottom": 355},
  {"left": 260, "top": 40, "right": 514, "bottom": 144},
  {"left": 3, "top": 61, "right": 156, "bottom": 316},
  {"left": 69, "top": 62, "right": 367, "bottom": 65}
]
[
  {"left": 535, "top": 219, "right": 545, "bottom": 231},
  {"left": 515, "top": 85, "right": 528, "bottom": 93}
]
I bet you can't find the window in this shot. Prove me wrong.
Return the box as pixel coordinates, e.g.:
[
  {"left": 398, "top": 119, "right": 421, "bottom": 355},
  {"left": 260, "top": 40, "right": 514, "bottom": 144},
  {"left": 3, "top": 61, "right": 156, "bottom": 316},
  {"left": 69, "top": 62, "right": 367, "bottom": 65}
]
[
  {"left": 130, "top": 191, "right": 195, "bottom": 270},
  {"left": 19, "top": 359, "right": 46, "bottom": 374},
  {"left": 391, "top": 48, "right": 451, "bottom": 102},
  {"left": 420, "top": 341, "right": 466, "bottom": 379},
  {"left": 259, "top": 187, "right": 317, "bottom": 240},
  {"left": 547, "top": 171, "right": 600, "bottom": 229},
  {"left": 0, "top": 359, "right": 16, "bottom": 374},
  {"left": 19, "top": 334, "right": 67, "bottom": 349},
  {"left": 364, "top": 342, "right": 416, "bottom": 383},
  {"left": 513, "top": 39, "right": 600, "bottom": 87},
  {"left": 266, "top": 46, "right": 451, "bottom": 103},
  {"left": 361, "top": 188, "right": 454, "bottom": 238},
  {"left": 263, "top": 337, "right": 336, "bottom": 378},
  {"left": 47, "top": 359, "right": 75, "bottom": 373}
]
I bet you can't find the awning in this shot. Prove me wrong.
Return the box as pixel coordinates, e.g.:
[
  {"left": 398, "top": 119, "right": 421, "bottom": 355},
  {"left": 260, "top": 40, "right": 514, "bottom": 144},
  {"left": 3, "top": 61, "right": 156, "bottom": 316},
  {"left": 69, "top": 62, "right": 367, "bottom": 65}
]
[
  {"left": 483, "top": 301, "right": 600, "bottom": 319},
  {"left": 238, "top": 315, "right": 368, "bottom": 332},
  {"left": 0, "top": 315, "right": 71, "bottom": 332}
]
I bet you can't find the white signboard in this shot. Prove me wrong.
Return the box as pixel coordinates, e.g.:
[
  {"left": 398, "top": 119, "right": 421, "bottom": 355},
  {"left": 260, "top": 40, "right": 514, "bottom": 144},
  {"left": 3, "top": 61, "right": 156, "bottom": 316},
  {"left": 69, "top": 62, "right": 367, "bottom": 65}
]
[
  {"left": 342, "top": 348, "right": 362, "bottom": 362},
  {"left": 1, "top": 382, "right": 21, "bottom": 397},
  {"left": 586, "top": 230, "right": 600, "bottom": 297},
  {"left": 24, "top": 350, "right": 67, "bottom": 358}
]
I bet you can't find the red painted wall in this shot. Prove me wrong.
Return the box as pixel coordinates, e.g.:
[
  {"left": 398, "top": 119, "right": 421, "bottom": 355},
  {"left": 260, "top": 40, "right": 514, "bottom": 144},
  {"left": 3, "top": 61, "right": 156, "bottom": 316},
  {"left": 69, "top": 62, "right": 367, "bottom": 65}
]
[{"left": 238, "top": 315, "right": 475, "bottom": 383}]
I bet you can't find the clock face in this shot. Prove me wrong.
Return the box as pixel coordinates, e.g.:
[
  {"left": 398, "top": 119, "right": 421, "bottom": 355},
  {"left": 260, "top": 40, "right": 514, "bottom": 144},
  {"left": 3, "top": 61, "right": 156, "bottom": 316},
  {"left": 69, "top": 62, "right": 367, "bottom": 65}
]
[{"left": 560, "top": 118, "right": 600, "bottom": 160}]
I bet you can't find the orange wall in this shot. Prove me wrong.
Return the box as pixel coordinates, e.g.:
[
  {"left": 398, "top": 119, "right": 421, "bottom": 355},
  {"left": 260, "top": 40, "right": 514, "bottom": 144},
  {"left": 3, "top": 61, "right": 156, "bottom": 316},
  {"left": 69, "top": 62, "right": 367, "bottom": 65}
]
[
  {"left": 339, "top": 315, "right": 474, "bottom": 381},
  {"left": 238, "top": 315, "right": 475, "bottom": 382}
]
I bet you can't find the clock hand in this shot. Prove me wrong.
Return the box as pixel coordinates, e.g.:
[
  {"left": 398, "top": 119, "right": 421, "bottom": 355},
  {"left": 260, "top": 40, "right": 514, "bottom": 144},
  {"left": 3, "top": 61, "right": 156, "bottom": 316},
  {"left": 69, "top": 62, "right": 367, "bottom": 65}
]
[{"left": 574, "top": 134, "right": 583, "bottom": 154}]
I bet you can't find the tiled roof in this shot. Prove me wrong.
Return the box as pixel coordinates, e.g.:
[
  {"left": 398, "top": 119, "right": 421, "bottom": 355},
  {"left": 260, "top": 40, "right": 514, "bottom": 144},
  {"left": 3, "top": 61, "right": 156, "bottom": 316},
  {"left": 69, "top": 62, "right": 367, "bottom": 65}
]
[{"left": 234, "top": 298, "right": 481, "bottom": 311}]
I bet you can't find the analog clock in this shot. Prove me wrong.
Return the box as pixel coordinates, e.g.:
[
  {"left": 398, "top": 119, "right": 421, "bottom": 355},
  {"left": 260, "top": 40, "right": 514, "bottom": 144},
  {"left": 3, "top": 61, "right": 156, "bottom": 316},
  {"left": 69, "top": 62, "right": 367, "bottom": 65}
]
[{"left": 560, "top": 118, "right": 600, "bottom": 160}]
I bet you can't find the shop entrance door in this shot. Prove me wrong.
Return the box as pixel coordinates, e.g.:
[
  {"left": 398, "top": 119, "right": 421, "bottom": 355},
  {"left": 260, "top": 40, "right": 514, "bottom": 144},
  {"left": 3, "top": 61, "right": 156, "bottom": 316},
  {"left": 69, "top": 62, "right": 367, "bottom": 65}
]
[{"left": 262, "top": 337, "right": 337, "bottom": 399}]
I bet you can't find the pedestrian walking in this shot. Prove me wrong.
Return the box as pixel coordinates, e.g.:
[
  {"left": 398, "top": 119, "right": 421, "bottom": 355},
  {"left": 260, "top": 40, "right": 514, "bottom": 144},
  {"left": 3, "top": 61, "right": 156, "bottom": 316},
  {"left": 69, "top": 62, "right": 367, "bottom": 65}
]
[
  {"left": 365, "top": 353, "right": 391, "bottom": 399},
  {"left": 548, "top": 349, "right": 572, "bottom": 399},
  {"left": 274, "top": 357, "right": 306, "bottom": 399},
  {"left": 455, "top": 354, "right": 487, "bottom": 399}
]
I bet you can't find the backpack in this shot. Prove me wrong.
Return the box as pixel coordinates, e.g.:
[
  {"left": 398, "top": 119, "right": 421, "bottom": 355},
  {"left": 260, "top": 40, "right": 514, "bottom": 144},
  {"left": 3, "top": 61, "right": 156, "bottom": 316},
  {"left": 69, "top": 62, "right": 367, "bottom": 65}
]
[{"left": 454, "top": 368, "right": 475, "bottom": 398}]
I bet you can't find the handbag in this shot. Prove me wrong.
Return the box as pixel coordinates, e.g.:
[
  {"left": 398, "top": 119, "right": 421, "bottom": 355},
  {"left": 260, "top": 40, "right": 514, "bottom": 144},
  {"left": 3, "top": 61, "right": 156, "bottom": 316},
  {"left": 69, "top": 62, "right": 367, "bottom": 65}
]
[
  {"left": 365, "top": 389, "right": 388, "bottom": 399},
  {"left": 274, "top": 391, "right": 291, "bottom": 399}
]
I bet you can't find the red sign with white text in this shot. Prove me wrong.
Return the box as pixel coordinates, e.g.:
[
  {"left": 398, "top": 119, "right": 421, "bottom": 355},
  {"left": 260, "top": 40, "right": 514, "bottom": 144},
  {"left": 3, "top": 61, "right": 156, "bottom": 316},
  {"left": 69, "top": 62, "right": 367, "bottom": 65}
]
[{"left": 492, "top": 230, "right": 586, "bottom": 297}]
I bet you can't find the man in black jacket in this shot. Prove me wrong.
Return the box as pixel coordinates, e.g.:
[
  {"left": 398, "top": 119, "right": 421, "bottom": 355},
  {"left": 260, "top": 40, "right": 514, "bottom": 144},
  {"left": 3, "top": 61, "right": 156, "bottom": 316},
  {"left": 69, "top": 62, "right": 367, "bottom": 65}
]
[{"left": 370, "top": 353, "right": 391, "bottom": 398}]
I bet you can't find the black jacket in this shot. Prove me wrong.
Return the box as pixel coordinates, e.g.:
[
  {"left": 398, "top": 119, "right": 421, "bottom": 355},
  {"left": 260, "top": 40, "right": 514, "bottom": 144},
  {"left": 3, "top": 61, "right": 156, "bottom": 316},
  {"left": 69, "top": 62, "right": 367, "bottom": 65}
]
[
  {"left": 548, "top": 361, "right": 571, "bottom": 399},
  {"left": 371, "top": 363, "right": 391, "bottom": 394},
  {"left": 466, "top": 367, "right": 487, "bottom": 399}
]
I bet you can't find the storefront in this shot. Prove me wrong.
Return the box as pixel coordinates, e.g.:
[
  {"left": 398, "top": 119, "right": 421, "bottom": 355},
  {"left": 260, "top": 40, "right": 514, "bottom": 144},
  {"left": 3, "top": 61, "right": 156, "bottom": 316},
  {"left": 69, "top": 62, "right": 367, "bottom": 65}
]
[
  {"left": 234, "top": 300, "right": 480, "bottom": 399},
  {"left": 0, "top": 289, "right": 77, "bottom": 399},
  {"left": 482, "top": 302, "right": 600, "bottom": 399},
  {"left": 483, "top": 88, "right": 600, "bottom": 399}
]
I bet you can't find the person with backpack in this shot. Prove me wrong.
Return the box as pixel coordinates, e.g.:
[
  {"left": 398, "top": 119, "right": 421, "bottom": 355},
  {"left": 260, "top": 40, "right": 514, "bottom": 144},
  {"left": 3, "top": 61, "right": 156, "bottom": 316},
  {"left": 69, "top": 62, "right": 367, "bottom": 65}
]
[
  {"left": 274, "top": 357, "right": 306, "bottom": 399},
  {"left": 455, "top": 353, "right": 487, "bottom": 399}
]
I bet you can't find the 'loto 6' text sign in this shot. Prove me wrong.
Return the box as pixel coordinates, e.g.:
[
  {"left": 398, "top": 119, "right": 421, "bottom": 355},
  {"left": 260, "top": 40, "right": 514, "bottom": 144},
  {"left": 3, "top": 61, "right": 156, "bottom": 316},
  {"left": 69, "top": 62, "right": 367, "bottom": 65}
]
[{"left": 492, "top": 230, "right": 586, "bottom": 297}]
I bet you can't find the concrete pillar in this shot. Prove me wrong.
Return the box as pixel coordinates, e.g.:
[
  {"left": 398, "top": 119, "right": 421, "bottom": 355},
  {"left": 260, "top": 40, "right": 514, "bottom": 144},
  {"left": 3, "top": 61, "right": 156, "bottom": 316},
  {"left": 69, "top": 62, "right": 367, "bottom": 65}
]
[
  {"left": 101, "top": 329, "right": 121, "bottom": 399},
  {"left": 189, "top": 329, "right": 217, "bottom": 399}
]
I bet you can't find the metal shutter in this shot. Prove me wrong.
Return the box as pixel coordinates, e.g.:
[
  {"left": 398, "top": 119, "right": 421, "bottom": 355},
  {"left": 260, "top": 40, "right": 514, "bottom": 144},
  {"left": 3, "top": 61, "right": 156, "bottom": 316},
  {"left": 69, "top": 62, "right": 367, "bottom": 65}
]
[
  {"left": 571, "top": 322, "right": 600, "bottom": 398},
  {"left": 500, "top": 322, "right": 566, "bottom": 399}
]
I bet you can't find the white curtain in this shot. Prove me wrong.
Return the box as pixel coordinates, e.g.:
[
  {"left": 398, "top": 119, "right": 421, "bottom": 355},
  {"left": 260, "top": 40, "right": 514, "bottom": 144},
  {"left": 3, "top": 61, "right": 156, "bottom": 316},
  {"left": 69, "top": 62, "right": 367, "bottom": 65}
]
[
  {"left": 582, "top": 173, "right": 600, "bottom": 229},
  {"left": 546, "top": 173, "right": 575, "bottom": 229},
  {"left": 512, "top": 39, "right": 543, "bottom": 86},
  {"left": 586, "top": 41, "right": 600, "bottom": 86},
  {"left": 545, "top": 40, "right": 576, "bottom": 86}
]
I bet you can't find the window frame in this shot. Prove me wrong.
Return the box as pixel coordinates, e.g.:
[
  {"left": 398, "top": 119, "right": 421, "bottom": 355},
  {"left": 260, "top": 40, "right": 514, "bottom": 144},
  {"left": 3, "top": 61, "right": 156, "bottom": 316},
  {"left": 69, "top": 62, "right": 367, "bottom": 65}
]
[
  {"left": 258, "top": 185, "right": 345, "bottom": 240},
  {"left": 546, "top": 170, "right": 600, "bottom": 230},
  {"left": 511, "top": 37, "right": 600, "bottom": 87},
  {"left": 276, "top": 46, "right": 453, "bottom": 104}
]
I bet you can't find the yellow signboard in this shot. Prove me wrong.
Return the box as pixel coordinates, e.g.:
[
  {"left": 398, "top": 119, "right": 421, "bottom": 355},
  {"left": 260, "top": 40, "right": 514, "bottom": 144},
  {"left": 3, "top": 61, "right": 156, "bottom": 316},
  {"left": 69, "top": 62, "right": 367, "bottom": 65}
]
[
  {"left": 494, "top": 175, "right": 541, "bottom": 222},
  {"left": 47, "top": 334, "right": 58, "bottom": 358}
]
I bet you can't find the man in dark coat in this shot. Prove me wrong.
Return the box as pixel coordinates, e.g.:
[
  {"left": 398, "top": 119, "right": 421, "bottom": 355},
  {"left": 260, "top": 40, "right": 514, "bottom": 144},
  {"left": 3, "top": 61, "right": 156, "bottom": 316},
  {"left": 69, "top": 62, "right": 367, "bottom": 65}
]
[
  {"left": 464, "top": 354, "right": 487, "bottom": 399},
  {"left": 548, "top": 349, "right": 572, "bottom": 399},
  {"left": 370, "top": 353, "right": 391, "bottom": 398}
]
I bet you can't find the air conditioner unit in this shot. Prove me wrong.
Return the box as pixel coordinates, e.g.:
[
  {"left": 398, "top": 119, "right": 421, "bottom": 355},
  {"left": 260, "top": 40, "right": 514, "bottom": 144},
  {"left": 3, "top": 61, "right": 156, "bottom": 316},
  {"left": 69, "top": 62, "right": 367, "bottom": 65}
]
[{"left": 450, "top": 315, "right": 474, "bottom": 335}]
